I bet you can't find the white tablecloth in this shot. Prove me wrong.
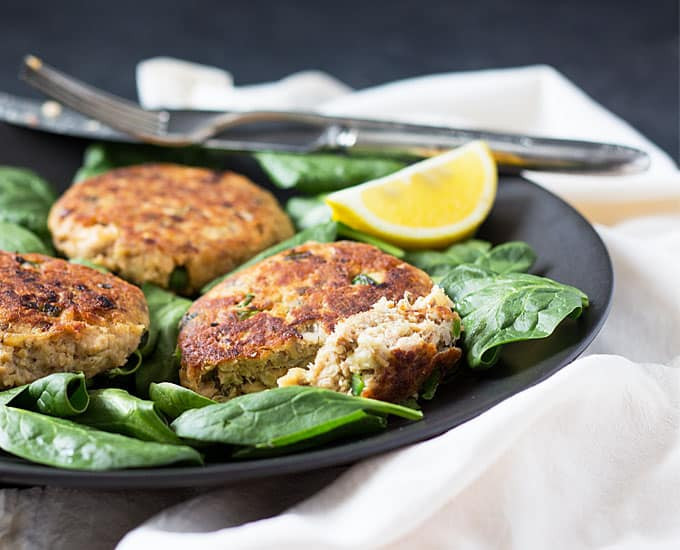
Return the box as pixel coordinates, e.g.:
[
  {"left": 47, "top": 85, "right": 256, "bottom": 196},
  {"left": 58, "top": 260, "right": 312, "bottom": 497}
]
[{"left": 3, "top": 62, "right": 680, "bottom": 550}]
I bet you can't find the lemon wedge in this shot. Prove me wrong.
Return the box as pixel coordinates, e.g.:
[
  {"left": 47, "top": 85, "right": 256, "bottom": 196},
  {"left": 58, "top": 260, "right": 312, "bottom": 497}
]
[{"left": 324, "top": 141, "right": 497, "bottom": 249}]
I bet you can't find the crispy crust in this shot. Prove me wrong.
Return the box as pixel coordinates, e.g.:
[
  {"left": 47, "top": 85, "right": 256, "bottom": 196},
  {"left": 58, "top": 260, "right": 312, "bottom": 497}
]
[
  {"left": 366, "top": 344, "right": 462, "bottom": 402},
  {"left": 178, "top": 241, "right": 436, "bottom": 399},
  {"left": 0, "top": 252, "right": 149, "bottom": 387},
  {"left": 48, "top": 163, "right": 294, "bottom": 294}
]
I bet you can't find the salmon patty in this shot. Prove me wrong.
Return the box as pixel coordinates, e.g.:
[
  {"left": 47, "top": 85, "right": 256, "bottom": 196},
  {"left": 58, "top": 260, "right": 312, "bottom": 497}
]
[
  {"left": 48, "top": 163, "right": 294, "bottom": 295},
  {"left": 0, "top": 252, "right": 149, "bottom": 388},
  {"left": 178, "top": 241, "right": 461, "bottom": 403}
]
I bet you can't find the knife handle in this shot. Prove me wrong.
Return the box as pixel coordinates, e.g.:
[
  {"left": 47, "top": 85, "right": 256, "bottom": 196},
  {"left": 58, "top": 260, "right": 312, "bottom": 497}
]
[{"left": 326, "top": 124, "right": 650, "bottom": 173}]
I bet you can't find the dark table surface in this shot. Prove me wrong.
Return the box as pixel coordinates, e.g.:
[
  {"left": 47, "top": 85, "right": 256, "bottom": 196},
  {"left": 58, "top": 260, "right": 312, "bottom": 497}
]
[{"left": 0, "top": 0, "right": 677, "bottom": 167}]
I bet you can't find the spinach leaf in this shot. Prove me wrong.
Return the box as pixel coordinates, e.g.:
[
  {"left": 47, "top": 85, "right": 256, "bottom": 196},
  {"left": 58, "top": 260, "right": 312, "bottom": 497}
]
[
  {"left": 441, "top": 265, "right": 589, "bottom": 368},
  {"left": 0, "top": 222, "right": 52, "bottom": 255},
  {"left": 473, "top": 242, "right": 536, "bottom": 274},
  {"left": 406, "top": 239, "right": 492, "bottom": 275},
  {"left": 27, "top": 372, "right": 89, "bottom": 416},
  {"left": 0, "top": 372, "right": 89, "bottom": 416},
  {"left": 0, "top": 166, "right": 56, "bottom": 244},
  {"left": 73, "top": 143, "right": 227, "bottom": 183},
  {"left": 419, "top": 369, "right": 441, "bottom": 401},
  {"left": 74, "top": 388, "right": 181, "bottom": 444},
  {"left": 149, "top": 382, "right": 215, "bottom": 420},
  {"left": 286, "top": 195, "right": 332, "bottom": 230},
  {"left": 231, "top": 411, "right": 386, "bottom": 459},
  {"left": 103, "top": 350, "right": 143, "bottom": 378},
  {"left": 285, "top": 195, "right": 406, "bottom": 258},
  {"left": 201, "top": 221, "right": 338, "bottom": 293},
  {"left": 255, "top": 152, "right": 406, "bottom": 193},
  {"left": 171, "top": 386, "right": 422, "bottom": 449},
  {"left": 134, "top": 284, "right": 192, "bottom": 396},
  {"left": 168, "top": 266, "right": 189, "bottom": 293},
  {"left": 336, "top": 223, "right": 406, "bottom": 258},
  {"left": 0, "top": 406, "right": 202, "bottom": 470},
  {"left": 406, "top": 240, "right": 535, "bottom": 276},
  {"left": 69, "top": 258, "right": 110, "bottom": 273},
  {"left": 0, "top": 386, "right": 27, "bottom": 406},
  {"left": 446, "top": 240, "right": 494, "bottom": 264}
]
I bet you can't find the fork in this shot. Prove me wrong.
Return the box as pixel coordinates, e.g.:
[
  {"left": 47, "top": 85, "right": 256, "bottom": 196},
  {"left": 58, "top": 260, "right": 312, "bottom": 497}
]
[{"left": 20, "top": 55, "right": 650, "bottom": 172}]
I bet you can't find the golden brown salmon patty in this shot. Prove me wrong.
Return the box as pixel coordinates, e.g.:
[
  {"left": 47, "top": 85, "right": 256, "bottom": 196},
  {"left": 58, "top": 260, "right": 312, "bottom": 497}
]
[
  {"left": 48, "top": 164, "right": 294, "bottom": 295},
  {"left": 178, "top": 241, "right": 461, "bottom": 403},
  {"left": 0, "top": 251, "right": 149, "bottom": 388}
]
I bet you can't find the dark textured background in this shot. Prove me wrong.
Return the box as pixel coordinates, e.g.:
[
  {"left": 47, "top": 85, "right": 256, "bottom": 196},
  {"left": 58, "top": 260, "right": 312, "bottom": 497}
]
[{"left": 0, "top": 0, "right": 677, "bottom": 159}]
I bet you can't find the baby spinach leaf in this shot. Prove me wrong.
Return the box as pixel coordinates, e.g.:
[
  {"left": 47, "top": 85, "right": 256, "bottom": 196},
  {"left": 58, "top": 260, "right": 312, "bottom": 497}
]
[
  {"left": 149, "top": 382, "right": 215, "bottom": 420},
  {"left": 134, "top": 284, "right": 192, "bottom": 396},
  {"left": 201, "top": 221, "right": 338, "bottom": 293},
  {"left": 231, "top": 410, "right": 386, "bottom": 459},
  {"left": 74, "top": 388, "right": 181, "bottom": 445},
  {"left": 286, "top": 195, "right": 332, "bottom": 230},
  {"left": 406, "top": 240, "right": 535, "bottom": 277},
  {"left": 27, "top": 372, "right": 89, "bottom": 416},
  {"left": 255, "top": 152, "right": 406, "bottom": 193},
  {"left": 0, "top": 386, "right": 27, "bottom": 406},
  {"left": 172, "top": 386, "right": 422, "bottom": 449},
  {"left": 285, "top": 196, "right": 405, "bottom": 257},
  {"left": 419, "top": 369, "right": 441, "bottom": 401},
  {"left": 0, "top": 372, "right": 88, "bottom": 416},
  {"left": 406, "top": 239, "right": 492, "bottom": 275},
  {"left": 441, "top": 265, "right": 589, "bottom": 368},
  {"left": 336, "top": 223, "right": 406, "bottom": 258},
  {"left": 168, "top": 266, "right": 189, "bottom": 293},
  {"left": 0, "top": 166, "right": 56, "bottom": 244},
  {"left": 73, "top": 143, "right": 227, "bottom": 183},
  {"left": 473, "top": 242, "right": 536, "bottom": 274},
  {"left": 0, "top": 406, "right": 202, "bottom": 470},
  {"left": 446, "top": 239, "right": 493, "bottom": 264},
  {"left": 69, "top": 258, "right": 110, "bottom": 273},
  {"left": 103, "top": 350, "right": 143, "bottom": 378},
  {"left": 0, "top": 222, "right": 52, "bottom": 255}
]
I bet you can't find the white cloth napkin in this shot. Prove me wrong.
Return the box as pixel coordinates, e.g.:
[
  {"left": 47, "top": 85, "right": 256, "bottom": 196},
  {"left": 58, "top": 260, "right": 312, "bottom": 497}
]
[{"left": 3, "top": 61, "right": 680, "bottom": 550}]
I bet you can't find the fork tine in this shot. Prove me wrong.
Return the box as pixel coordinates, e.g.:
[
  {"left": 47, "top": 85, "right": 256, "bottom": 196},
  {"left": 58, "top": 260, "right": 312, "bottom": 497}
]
[
  {"left": 22, "top": 55, "right": 161, "bottom": 124},
  {"left": 21, "top": 55, "right": 166, "bottom": 136},
  {"left": 22, "top": 69, "right": 164, "bottom": 136}
]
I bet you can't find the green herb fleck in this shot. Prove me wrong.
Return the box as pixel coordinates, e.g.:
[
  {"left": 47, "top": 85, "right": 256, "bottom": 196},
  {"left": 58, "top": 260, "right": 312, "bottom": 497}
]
[
  {"left": 420, "top": 370, "right": 441, "bottom": 401},
  {"left": 352, "top": 273, "right": 378, "bottom": 286},
  {"left": 239, "top": 293, "right": 254, "bottom": 307},
  {"left": 351, "top": 373, "right": 365, "bottom": 396},
  {"left": 236, "top": 309, "right": 258, "bottom": 321}
]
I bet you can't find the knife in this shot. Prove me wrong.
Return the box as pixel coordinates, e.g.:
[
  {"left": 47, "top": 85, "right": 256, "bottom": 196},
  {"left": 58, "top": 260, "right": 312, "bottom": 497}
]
[{"left": 0, "top": 91, "right": 650, "bottom": 173}]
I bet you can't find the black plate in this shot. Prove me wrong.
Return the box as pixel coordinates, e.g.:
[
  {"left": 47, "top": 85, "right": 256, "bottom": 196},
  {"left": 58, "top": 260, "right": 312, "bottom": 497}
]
[{"left": 0, "top": 123, "right": 613, "bottom": 488}]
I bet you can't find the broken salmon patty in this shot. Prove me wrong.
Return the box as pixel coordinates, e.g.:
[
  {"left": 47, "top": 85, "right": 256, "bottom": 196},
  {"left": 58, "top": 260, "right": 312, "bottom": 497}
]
[{"left": 178, "top": 241, "right": 461, "bottom": 402}]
